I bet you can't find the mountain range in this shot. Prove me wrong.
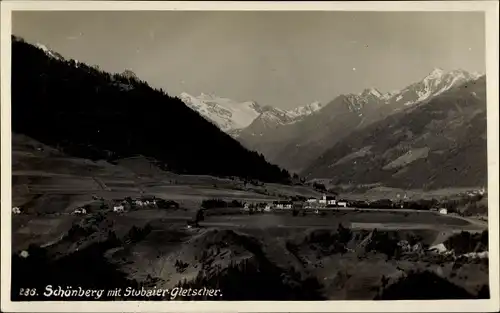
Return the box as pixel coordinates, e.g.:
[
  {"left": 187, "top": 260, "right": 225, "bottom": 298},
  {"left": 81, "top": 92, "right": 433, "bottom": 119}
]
[
  {"left": 304, "top": 75, "right": 487, "bottom": 190},
  {"left": 11, "top": 35, "right": 291, "bottom": 184},
  {"left": 181, "top": 68, "right": 486, "bottom": 189},
  {"left": 15, "top": 35, "right": 486, "bottom": 190},
  {"left": 179, "top": 92, "right": 323, "bottom": 135}
]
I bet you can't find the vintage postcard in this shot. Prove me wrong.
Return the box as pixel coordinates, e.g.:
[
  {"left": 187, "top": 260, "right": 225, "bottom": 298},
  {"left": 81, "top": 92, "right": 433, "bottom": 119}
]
[{"left": 1, "top": 1, "right": 499, "bottom": 312}]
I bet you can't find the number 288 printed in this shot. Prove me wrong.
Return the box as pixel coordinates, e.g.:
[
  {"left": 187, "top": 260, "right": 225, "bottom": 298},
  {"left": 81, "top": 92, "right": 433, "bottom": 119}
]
[{"left": 19, "top": 288, "right": 38, "bottom": 297}]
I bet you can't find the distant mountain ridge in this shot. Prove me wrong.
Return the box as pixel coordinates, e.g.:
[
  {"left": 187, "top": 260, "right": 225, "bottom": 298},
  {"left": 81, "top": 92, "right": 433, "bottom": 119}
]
[
  {"left": 303, "top": 75, "right": 487, "bottom": 189},
  {"left": 21, "top": 33, "right": 484, "bottom": 189},
  {"left": 236, "top": 68, "right": 484, "bottom": 175},
  {"left": 380, "top": 68, "right": 482, "bottom": 108},
  {"left": 179, "top": 92, "right": 323, "bottom": 134}
]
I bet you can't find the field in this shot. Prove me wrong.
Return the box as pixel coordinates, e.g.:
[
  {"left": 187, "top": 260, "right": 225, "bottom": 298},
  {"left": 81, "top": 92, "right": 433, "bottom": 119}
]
[
  {"left": 201, "top": 210, "right": 472, "bottom": 228},
  {"left": 9, "top": 134, "right": 490, "bottom": 301}
]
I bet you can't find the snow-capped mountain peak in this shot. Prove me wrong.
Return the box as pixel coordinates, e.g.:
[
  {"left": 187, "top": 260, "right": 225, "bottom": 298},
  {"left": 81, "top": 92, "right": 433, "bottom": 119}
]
[
  {"left": 428, "top": 67, "right": 445, "bottom": 78},
  {"left": 179, "top": 92, "right": 263, "bottom": 132},
  {"left": 471, "top": 71, "right": 484, "bottom": 79},
  {"left": 360, "top": 88, "right": 382, "bottom": 98},
  {"left": 180, "top": 92, "right": 325, "bottom": 136},
  {"left": 385, "top": 68, "right": 480, "bottom": 106},
  {"left": 34, "top": 42, "right": 64, "bottom": 60},
  {"left": 286, "top": 101, "right": 323, "bottom": 119},
  {"left": 380, "top": 90, "right": 399, "bottom": 101}
]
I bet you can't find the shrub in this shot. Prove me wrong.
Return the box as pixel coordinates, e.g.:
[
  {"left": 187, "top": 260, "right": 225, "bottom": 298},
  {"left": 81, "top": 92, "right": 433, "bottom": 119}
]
[
  {"left": 157, "top": 199, "right": 180, "bottom": 209},
  {"left": 201, "top": 199, "right": 227, "bottom": 209},
  {"left": 366, "top": 230, "right": 401, "bottom": 259},
  {"left": 312, "top": 182, "right": 327, "bottom": 192},
  {"left": 174, "top": 260, "right": 189, "bottom": 273},
  {"left": 444, "top": 231, "right": 488, "bottom": 255},
  {"left": 229, "top": 200, "right": 244, "bottom": 208}
]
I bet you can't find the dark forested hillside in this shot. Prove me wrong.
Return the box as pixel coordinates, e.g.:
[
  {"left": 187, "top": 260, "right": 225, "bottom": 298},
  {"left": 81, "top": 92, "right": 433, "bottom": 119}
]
[{"left": 11, "top": 36, "right": 290, "bottom": 183}]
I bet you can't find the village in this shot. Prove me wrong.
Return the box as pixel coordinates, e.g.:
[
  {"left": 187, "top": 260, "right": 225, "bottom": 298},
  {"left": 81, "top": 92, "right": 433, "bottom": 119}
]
[
  {"left": 10, "top": 193, "right": 350, "bottom": 217},
  {"left": 11, "top": 187, "right": 487, "bottom": 218},
  {"left": 243, "top": 194, "right": 348, "bottom": 214}
]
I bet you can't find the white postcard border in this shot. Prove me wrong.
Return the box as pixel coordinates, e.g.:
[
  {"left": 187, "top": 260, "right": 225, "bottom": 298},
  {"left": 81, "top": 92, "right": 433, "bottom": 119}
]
[{"left": 1, "top": 1, "right": 498, "bottom": 312}]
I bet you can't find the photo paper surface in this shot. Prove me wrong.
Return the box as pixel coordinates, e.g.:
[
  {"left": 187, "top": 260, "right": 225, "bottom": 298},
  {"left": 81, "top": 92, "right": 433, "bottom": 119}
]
[{"left": 1, "top": 1, "right": 499, "bottom": 312}]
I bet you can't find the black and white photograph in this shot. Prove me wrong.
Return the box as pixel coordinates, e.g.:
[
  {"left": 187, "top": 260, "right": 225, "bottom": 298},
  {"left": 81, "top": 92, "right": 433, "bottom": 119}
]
[{"left": 1, "top": 1, "right": 499, "bottom": 312}]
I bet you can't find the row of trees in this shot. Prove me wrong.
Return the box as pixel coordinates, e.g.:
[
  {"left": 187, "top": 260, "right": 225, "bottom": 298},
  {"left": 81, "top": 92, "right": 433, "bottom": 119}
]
[
  {"left": 346, "top": 193, "right": 486, "bottom": 213},
  {"left": 11, "top": 36, "right": 291, "bottom": 184},
  {"left": 201, "top": 199, "right": 245, "bottom": 209}
]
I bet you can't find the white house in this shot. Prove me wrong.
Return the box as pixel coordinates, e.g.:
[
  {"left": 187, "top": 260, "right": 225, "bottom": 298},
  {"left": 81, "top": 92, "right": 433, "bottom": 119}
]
[
  {"left": 306, "top": 197, "right": 318, "bottom": 204},
  {"left": 12, "top": 207, "right": 21, "bottom": 214},
  {"left": 274, "top": 201, "right": 292, "bottom": 209},
  {"left": 319, "top": 195, "right": 327, "bottom": 205},
  {"left": 113, "top": 205, "right": 125, "bottom": 213},
  {"left": 428, "top": 243, "right": 447, "bottom": 253},
  {"left": 73, "top": 208, "right": 87, "bottom": 215},
  {"left": 135, "top": 200, "right": 145, "bottom": 207},
  {"left": 318, "top": 194, "right": 336, "bottom": 206},
  {"left": 264, "top": 204, "right": 272, "bottom": 212},
  {"left": 439, "top": 208, "right": 448, "bottom": 215},
  {"left": 337, "top": 201, "right": 347, "bottom": 208},
  {"left": 325, "top": 196, "right": 336, "bottom": 206}
]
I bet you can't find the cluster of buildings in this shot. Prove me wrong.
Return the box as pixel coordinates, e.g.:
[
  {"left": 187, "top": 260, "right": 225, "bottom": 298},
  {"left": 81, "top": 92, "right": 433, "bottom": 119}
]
[
  {"left": 242, "top": 194, "right": 348, "bottom": 212},
  {"left": 111, "top": 197, "right": 158, "bottom": 213},
  {"left": 464, "top": 187, "right": 486, "bottom": 197},
  {"left": 305, "top": 194, "right": 348, "bottom": 209},
  {"left": 71, "top": 196, "right": 159, "bottom": 215}
]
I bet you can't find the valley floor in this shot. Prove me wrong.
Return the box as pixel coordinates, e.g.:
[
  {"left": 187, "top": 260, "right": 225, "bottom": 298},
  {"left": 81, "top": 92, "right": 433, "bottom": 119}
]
[{"left": 9, "top": 134, "right": 490, "bottom": 301}]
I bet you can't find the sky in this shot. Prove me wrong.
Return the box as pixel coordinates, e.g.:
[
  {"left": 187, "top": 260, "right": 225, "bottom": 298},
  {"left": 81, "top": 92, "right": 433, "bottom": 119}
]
[{"left": 13, "top": 11, "right": 486, "bottom": 109}]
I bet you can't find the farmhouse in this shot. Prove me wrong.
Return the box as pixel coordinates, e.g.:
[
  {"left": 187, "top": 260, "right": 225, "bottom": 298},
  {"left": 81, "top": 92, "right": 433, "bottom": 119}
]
[
  {"left": 273, "top": 201, "right": 293, "bottom": 209},
  {"left": 306, "top": 197, "right": 318, "bottom": 204},
  {"left": 439, "top": 208, "right": 448, "bottom": 215},
  {"left": 256, "top": 202, "right": 271, "bottom": 212},
  {"left": 73, "top": 207, "right": 87, "bottom": 215},
  {"left": 319, "top": 195, "right": 327, "bottom": 205},
  {"left": 337, "top": 201, "right": 348, "bottom": 208},
  {"left": 325, "top": 195, "right": 336, "bottom": 207},
  {"left": 134, "top": 200, "right": 145, "bottom": 207},
  {"left": 113, "top": 205, "right": 125, "bottom": 213}
]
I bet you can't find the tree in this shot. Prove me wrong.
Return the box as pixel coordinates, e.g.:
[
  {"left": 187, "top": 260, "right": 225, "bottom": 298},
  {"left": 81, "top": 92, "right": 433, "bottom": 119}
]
[{"left": 313, "top": 182, "right": 327, "bottom": 192}]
